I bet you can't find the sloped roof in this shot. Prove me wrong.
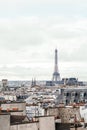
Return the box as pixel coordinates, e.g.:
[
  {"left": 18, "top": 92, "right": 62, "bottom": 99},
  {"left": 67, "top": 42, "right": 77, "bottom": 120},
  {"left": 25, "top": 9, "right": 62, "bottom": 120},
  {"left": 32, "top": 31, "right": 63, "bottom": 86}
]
[{"left": 10, "top": 115, "right": 29, "bottom": 124}]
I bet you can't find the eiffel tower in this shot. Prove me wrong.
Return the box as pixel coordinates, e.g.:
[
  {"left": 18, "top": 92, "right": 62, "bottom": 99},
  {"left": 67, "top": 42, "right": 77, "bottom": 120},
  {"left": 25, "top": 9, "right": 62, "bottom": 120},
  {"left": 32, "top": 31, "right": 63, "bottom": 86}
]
[{"left": 52, "top": 49, "right": 60, "bottom": 83}]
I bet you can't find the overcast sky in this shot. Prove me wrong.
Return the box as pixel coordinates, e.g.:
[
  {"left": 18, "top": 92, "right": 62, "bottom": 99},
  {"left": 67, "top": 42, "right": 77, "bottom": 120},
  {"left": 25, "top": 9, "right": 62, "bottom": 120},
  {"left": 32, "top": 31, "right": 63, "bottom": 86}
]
[{"left": 0, "top": 0, "right": 87, "bottom": 81}]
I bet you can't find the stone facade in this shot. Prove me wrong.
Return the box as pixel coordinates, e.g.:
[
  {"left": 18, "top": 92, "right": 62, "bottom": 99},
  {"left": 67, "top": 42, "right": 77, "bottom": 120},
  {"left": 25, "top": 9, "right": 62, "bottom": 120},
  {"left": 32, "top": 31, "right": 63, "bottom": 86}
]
[
  {"left": 45, "top": 106, "right": 81, "bottom": 123},
  {"left": 39, "top": 116, "right": 55, "bottom": 130},
  {"left": 61, "top": 88, "right": 87, "bottom": 105}
]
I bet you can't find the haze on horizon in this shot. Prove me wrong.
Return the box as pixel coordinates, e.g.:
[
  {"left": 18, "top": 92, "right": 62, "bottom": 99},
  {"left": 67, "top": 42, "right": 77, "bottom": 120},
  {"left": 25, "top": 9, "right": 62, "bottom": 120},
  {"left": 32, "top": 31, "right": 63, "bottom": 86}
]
[{"left": 0, "top": 0, "right": 87, "bottom": 81}]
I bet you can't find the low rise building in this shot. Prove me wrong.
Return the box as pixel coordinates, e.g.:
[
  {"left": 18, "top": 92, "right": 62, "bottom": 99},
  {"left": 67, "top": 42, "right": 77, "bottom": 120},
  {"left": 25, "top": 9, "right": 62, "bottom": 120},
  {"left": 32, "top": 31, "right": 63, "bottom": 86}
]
[{"left": 0, "top": 112, "right": 55, "bottom": 130}]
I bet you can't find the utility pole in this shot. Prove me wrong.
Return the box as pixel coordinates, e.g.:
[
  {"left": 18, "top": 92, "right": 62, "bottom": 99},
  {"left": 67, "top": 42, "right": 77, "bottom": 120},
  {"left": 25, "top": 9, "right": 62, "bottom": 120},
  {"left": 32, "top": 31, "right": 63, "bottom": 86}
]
[{"left": 74, "top": 114, "right": 77, "bottom": 130}]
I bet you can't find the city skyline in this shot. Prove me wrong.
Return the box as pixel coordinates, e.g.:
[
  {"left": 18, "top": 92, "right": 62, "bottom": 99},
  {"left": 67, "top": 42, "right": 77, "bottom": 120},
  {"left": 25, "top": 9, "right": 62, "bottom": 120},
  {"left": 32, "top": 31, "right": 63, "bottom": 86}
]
[{"left": 0, "top": 0, "right": 87, "bottom": 81}]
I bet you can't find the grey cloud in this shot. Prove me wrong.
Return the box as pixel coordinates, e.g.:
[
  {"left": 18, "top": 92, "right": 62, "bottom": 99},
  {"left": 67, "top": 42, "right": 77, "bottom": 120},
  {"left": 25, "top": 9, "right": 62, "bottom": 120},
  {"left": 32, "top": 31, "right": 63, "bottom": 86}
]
[
  {"left": 1, "top": 0, "right": 87, "bottom": 6},
  {"left": 0, "top": 16, "right": 87, "bottom": 62},
  {"left": 0, "top": 65, "right": 52, "bottom": 80},
  {"left": 0, "top": 61, "right": 87, "bottom": 81},
  {"left": 59, "top": 42, "right": 87, "bottom": 62},
  {"left": 0, "top": 18, "right": 46, "bottom": 51},
  {"left": 0, "top": 0, "right": 87, "bottom": 18}
]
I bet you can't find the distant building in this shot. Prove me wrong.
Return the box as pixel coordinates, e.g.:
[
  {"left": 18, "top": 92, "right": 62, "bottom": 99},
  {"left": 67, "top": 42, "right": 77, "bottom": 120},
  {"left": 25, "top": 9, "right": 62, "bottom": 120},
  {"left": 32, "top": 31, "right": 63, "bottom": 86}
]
[
  {"left": 31, "top": 78, "right": 36, "bottom": 87},
  {"left": 1, "top": 79, "right": 9, "bottom": 91},
  {"left": 62, "top": 78, "right": 85, "bottom": 86},
  {"left": 46, "top": 81, "right": 54, "bottom": 86},
  {"left": 62, "top": 78, "right": 78, "bottom": 86},
  {"left": 2, "top": 79, "right": 8, "bottom": 86}
]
